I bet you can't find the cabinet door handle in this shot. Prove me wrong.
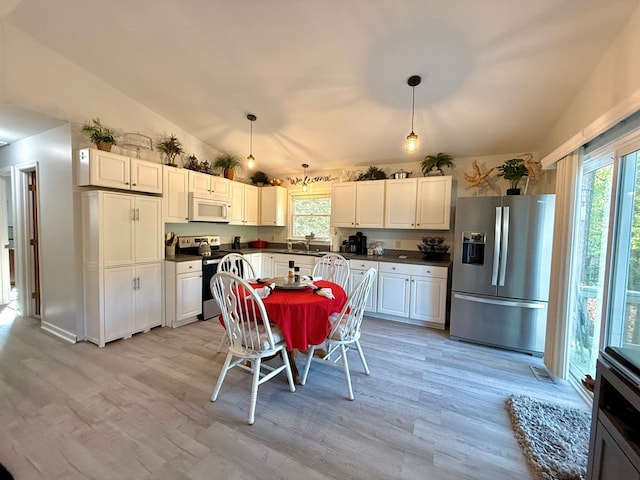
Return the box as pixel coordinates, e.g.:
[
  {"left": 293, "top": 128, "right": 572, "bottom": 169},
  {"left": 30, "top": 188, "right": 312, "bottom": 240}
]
[
  {"left": 125, "top": 181, "right": 130, "bottom": 185},
  {"left": 132, "top": 183, "right": 137, "bottom": 186},
  {"left": 135, "top": 208, "right": 140, "bottom": 220},
  {"left": 131, "top": 209, "right": 136, "bottom": 221},
  {"left": 132, "top": 278, "right": 137, "bottom": 290},
  {"left": 137, "top": 277, "right": 141, "bottom": 290}
]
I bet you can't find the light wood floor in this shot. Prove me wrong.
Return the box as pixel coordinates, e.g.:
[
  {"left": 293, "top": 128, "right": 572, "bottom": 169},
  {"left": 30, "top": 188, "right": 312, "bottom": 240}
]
[{"left": 0, "top": 308, "right": 588, "bottom": 480}]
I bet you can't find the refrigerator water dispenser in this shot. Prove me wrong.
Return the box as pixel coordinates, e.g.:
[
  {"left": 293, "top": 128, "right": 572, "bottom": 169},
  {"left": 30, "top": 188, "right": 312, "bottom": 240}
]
[{"left": 461, "top": 232, "right": 485, "bottom": 265}]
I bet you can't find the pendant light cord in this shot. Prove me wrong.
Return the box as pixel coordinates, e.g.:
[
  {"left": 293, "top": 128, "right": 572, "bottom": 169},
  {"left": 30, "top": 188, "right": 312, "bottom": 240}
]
[{"left": 411, "top": 86, "right": 415, "bottom": 132}]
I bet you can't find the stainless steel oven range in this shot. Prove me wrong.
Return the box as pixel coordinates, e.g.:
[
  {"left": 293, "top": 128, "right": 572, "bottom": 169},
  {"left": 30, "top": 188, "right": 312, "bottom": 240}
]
[{"left": 176, "top": 235, "right": 242, "bottom": 321}]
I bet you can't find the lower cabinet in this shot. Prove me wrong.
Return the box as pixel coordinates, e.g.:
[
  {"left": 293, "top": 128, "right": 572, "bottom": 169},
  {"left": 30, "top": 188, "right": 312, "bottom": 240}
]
[
  {"left": 244, "top": 253, "right": 262, "bottom": 278},
  {"left": 87, "top": 262, "right": 162, "bottom": 347},
  {"left": 273, "top": 253, "right": 315, "bottom": 278},
  {"left": 349, "top": 259, "right": 378, "bottom": 312},
  {"left": 376, "top": 262, "right": 448, "bottom": 329},
  {"left": 261, "top": 253, "right": 275, "bottom": 278},
  {"left": 165, "top": 260, "right": 202, "bottom": 328}
]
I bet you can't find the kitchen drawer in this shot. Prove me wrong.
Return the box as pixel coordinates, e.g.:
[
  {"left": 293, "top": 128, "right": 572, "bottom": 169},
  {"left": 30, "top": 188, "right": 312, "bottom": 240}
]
[
  {"left": 379, "top": 261, "right": 447, "bottom": 279},
  {"left": 176, "top": 260, "right": 202, "bottom": 275},
  {"left": 349, "top": 259, "right": 378, "bottom": 270}
]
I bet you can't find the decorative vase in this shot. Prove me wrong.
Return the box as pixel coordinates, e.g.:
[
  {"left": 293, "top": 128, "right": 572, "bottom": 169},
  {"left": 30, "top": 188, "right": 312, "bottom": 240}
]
[
  {"left": 427, "top": 167, "right": 444, "bottom": 176},
  {"left": 224, "top": 168, "right": 234, "bottom": 180},
  {"left": 506, "top": 188, "right": 521, "bottom": 195},
  {"left": 96, "top": 141, "right": 112, "bottom": 152}
]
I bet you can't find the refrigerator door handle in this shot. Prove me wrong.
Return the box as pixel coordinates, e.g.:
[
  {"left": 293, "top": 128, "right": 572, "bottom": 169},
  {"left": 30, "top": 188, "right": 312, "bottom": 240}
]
[
  {"left": 492, "top": 207, "right": 502, "bottom": 285},
  {"left": 453, "top": 293, "right": 545, "bottom": 309},
  {"left": 499, "top": 206, "right": 510, "bottom": 286}
]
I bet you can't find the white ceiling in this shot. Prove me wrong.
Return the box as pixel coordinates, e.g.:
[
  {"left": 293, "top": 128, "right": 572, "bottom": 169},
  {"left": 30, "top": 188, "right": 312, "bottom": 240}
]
[{"left": 4, "top": 0, "right": 639, "bottom": 174}]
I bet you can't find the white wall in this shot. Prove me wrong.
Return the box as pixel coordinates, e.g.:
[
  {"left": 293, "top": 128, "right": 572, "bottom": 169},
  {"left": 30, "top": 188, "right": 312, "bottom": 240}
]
[
  {"left": 0, "top": 124, "right": 78, "bottom": 336},
  {"left": 539, "top": 3, "right": 640, "bottom": 159}
]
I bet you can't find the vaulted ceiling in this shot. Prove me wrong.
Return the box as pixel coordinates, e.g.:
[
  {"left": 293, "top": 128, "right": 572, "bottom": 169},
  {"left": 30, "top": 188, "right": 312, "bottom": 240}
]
[{"left": 3, "top": 0, "right": 639, "bottom": 174}]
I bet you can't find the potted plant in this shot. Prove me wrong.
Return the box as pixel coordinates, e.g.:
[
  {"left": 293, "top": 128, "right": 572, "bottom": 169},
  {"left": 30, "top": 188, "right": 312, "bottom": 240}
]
[
  {"left": 356, "top": 165, "right": 387, "bottom": 181},
  {"left": 421, "top": 152, "right": 454, "bottom": 176},
  {"left": 496, "top": 158, "right": 529, "bottom": 195},
  {"left": 81, "top": 118, "right": 117, "bottom": 152},
  {"left": 250, "top": 170, "right": 269, "bottom": 186},
  {"left": 214, "top": 152, "right": 242, "bottom": 180},
  {"left": 183, "top": 154, "right": 199, "bottom": 171},
  {"left": 157, "top": 134, "right": 184, "bottom": 166}
]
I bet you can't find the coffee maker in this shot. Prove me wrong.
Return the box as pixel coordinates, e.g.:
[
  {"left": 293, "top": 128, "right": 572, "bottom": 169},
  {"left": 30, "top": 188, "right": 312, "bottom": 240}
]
[
  {"left": 348, "top": 232, "right": 367, "bottom": 255},
  {"left": 232, "top": 236, "right": 241, "bottom": 249}
]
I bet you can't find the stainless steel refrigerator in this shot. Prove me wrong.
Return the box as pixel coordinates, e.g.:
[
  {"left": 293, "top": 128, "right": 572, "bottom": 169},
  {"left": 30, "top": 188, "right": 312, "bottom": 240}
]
[{"left": 450, "top": 194, "right": 555, "bottom": 356}]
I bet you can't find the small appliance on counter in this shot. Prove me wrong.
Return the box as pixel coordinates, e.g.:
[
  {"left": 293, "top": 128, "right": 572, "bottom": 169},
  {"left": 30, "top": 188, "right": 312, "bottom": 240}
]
[
  {"left": 348, "top": 232, "right": 367, "bottom": 254},
  {"left": 232, "top": 236, "right": 241, "bottom": 249}
]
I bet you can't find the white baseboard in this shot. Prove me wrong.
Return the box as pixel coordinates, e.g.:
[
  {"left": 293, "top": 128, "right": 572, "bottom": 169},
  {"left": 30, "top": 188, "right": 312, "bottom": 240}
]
[{"left": 40, "top": 321, "right": 77, "bottom": 344}]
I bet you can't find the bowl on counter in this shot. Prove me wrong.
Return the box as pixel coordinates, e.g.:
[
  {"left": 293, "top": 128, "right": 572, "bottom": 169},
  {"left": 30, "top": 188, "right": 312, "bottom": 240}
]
[{"left": 248, "top": 240, "right": 268, "bottom": 248}]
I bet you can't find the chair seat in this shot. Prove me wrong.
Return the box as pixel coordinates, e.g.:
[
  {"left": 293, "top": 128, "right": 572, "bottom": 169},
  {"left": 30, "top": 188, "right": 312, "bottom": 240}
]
[
  {"left": 242, "top": 324, "right": 284, "bottom": 351},
  {"left": 328, "top": 312, "right": 352, "bottom": 341}
]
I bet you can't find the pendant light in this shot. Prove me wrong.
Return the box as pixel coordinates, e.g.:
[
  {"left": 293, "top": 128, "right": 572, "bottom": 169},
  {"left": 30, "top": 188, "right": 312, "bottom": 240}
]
[
  {"left": 246, "top": 114, "right": 256, "bottom": 169},
  {"left": 405, "top": 75, "right": 421, "bottom": 152}
]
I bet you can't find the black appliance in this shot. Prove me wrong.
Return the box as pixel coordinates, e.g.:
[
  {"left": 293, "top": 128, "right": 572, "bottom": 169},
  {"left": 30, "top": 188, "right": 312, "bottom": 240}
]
[
  {"left": 348, "top": 232, "right": 367, "bottom": 255},
  {"left": 176, "top": 235, "right": 241, "bottom": 320},
  {"left": 233, "top": 236, "right": 241, "bottom": 249}
]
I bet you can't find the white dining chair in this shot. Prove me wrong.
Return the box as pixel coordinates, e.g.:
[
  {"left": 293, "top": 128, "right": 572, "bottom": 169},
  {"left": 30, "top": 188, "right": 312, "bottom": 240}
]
[
  {"left": 301, "top": 267, "right": 377, "bottom": 400},
  {"left": 209, "top": 271, "right": 296, "bottom": 424},
  {"left": 218, "top": 253, "right": 256, "bottom": 279},
  {"left": 312, "top": 253, "right": 350, "bottom": 289}
]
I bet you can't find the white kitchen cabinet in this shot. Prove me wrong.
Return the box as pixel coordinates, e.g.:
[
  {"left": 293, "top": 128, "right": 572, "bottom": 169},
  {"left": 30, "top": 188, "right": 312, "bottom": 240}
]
[
  {"left": 78, "top": 148, "right": 163, "bottom": 194},
  {"left": 377, "top": 266, "right": 410, "bottom": 318},
  {"left": 244, "top": 253, "right": 262, "bottom": 278},
  {"left": 349, "top": 259, "right": 378, "bottom": 312},
  {"left": 356, "top": 181, "right": 385, "bottom": 228},
  {"left": 273, "top": 254, "right": 315, "bottom": 278},
  {"left": 415, "top": 176, "right": 452, "bottom": 230},
  {"left": 260, "top": 186, "right": 287, "bottom": 226},
  {"left": 82, "top": 190, "right": 163, "bottom": 347},
  {"left": 331, "top": 183, "right": 357, "bottom": 227},
  {"left": 261, "top": 252, "right": 275, "bottom": 278},
  {"left": 188, "top": 170, "right": 230, "bottom": 199},
  {"left": 331, "top": 181, "right": 385, "bottom": 228},
  {"left": 162, "top": 166, "right": 189, "bottom": 223},
  {"left": 230, "top": 182, "right": 259, "bottom": 225},
  {"left": 376, "top": 262, "right": 448, "bottom": 328},
  {"left": 165, "top": 259, "right": 202, "bottom": 328},
  {"left": 384, "top": 178, "right": 418, "bottom": 228},
  {"left": 384, "top": 176, "right": 452, "bottom": 230}
]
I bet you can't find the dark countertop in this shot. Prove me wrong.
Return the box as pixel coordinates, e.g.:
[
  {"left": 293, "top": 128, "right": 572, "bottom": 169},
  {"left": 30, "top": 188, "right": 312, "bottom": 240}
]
[{"left": 164, "top": 247, "right": 451, "bottom": 268}]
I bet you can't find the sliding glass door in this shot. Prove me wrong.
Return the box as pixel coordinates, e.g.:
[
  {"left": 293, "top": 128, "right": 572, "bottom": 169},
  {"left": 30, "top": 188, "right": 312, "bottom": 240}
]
[
  {"left": 568, "top": 155, "right": 613, "bottom": 381},
  {"left": 609, "top": 148, "right": 640, "bottom": 351}
]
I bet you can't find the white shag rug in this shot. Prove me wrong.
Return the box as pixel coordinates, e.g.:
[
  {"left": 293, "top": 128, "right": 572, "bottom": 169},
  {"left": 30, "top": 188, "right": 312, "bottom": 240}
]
[{"left": 505, "top": 394, "right": 591, "bottom": 480}]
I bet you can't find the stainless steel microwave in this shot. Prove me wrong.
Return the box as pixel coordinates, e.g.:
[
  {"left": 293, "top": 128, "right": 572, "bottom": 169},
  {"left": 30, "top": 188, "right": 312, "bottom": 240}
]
[{"left": 188, "top": 193, "right": 231, "bottom": 222}]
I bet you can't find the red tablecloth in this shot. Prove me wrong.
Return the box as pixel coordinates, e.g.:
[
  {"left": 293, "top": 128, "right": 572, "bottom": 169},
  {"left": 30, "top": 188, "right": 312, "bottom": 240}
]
[{"left": 254, "top": 280, "right": 347, "bottom": 350}]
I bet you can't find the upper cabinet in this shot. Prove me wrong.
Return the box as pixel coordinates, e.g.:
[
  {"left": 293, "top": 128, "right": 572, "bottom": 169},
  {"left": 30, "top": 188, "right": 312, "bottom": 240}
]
[
  {"left": 260, "top": 186, "right": 287, "bottom": 226},
  {"left": 230, "top": 182, "right": 259, "bottom": 225},
  {"left": 77, "top": 148, "right": 162, "bottom": 194},
  {"left": 331, "top": 181, "right": 385, "bottom": 228},
  {"left": 384, "top": 176, "right": 452, "bottom": 230},
  {"left": 163, "top": 166, "right": 189, "bottom": 223},
  {"left": 187, "top": 170, "right": 230, "bottom": 200}
]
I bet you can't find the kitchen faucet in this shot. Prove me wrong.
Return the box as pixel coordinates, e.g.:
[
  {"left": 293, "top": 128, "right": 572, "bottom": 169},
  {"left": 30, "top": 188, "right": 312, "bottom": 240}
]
[{"left": 295, "top": 240, "right": 310, "bottom": 252}]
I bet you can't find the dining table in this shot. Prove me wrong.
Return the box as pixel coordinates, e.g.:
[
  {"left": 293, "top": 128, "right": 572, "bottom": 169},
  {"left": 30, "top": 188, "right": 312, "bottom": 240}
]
[{"left": 250, "top": 278, "right": 348, "bottom": 384}]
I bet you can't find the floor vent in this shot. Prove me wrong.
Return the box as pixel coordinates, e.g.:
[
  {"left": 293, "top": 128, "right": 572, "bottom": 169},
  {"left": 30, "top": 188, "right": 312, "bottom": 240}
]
[{"left": 530, "top": 366, "right": 555, "bottom": 383}]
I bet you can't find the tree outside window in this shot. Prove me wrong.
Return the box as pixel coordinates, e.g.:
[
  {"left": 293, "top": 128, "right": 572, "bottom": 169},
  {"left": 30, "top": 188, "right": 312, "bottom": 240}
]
[{"left": 290, "top": 195, "right": 331, "bottom": 239}]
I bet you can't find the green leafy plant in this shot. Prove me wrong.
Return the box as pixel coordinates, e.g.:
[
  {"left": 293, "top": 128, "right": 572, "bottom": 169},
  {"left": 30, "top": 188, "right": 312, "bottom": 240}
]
[
  {"left": 250, "top": 170, "right": 269, "bottom": 185},
  {"left": 496, "top": 158, "right": 528, "bottom": 190},
  {"left": 81, "top": 118, "right": 117, "bottom": 150},
  {"left": 213, "top": 152, "right": 242, "bottom": 169},
  {"left": 421, "top": 152, "right": 454, "bottom": 175},
  {"left": 356, "top": 165, "right": 387, "bottom": 181},
  {"left": 157, "top": 134, "right": 184, "bottom": 166}
]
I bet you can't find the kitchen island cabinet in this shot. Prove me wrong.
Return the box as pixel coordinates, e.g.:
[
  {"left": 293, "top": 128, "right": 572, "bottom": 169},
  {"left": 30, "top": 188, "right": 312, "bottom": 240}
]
[{"left": 82, "top": 191, "right": 163, "bottom": 347}]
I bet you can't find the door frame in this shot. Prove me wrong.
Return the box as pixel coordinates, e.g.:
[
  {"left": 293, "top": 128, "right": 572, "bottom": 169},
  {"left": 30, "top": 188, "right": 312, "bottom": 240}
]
[
  {"left": 0, "top": 167, "right": 12, "bottom": 305},
  {"left": 13, "top": 162, "right": 42, "bottom": 318}
]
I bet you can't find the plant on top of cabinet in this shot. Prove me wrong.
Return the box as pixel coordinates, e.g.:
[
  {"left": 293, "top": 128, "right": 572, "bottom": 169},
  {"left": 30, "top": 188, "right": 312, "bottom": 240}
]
[
  {"left": 496, "top": 157, "right": 528, "bottom": 195},
  {"left": 214, "top": 152, "right": 242, "bottom": 180},
  {"left": 157, "top": 134, "right": 184, "bottom": 166},
  {"left": 81, "top": 118, "right": 117, "bottom": 152},
  {"left": 356, "top": 165, "right": 387, "bottom": 181},
  {"left": 421, "top": 152, "right": 454, "bottom": 176},
  {"left": 250, "top": 170, "right": 269, "bottom": 186}
]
